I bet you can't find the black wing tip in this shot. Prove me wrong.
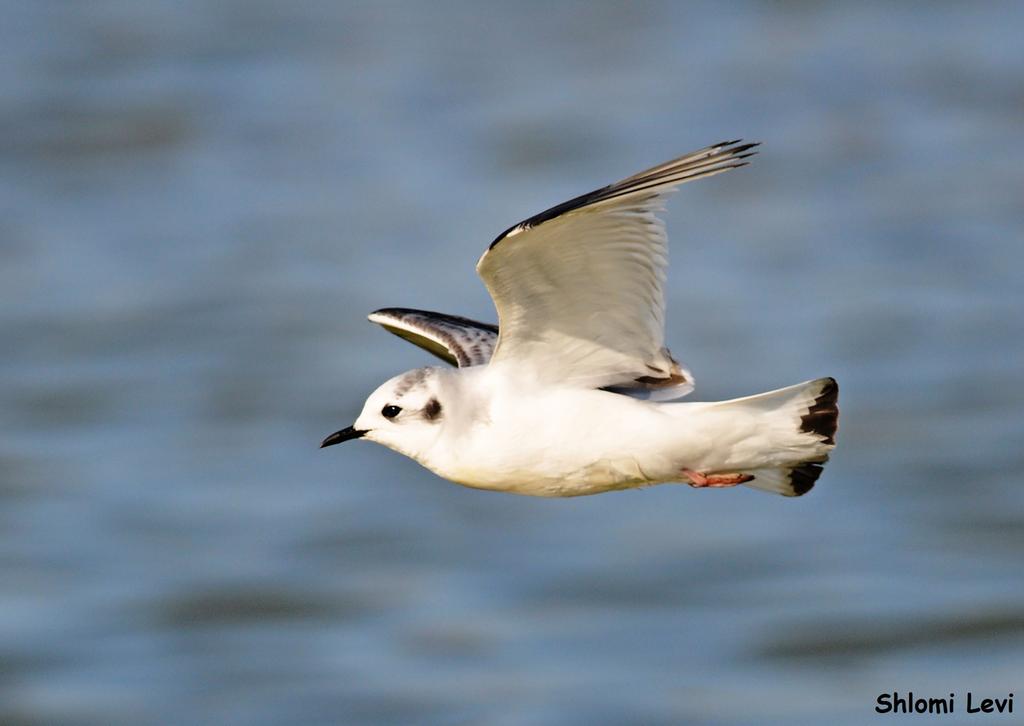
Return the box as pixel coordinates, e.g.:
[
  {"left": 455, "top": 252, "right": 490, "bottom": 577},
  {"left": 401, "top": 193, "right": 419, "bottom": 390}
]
[
  {"left": 487, "top": 138, "right": 761, "bottom": 251},
  {"left": 728, "top": 143, "right": 760, "bottom": 156},
  {"left": 800, "top": 377, "right": 839, "bottom": 446},
  {"left": 369, "top": 306, "right": 499, "bottom": 334},
  {"left": 789, "top": 461, "right": 826, "bottom": 496},
  {"left": 714, "top": 139, "right": 760, "bottom": 150}
]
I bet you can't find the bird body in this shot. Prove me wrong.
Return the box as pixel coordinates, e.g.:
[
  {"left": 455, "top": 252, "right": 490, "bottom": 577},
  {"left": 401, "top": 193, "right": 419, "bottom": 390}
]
[
  {"left": 322, "top": 140, "right": 839, "bottom": 497},
  {"left": 353, "top": 364, "right": 836, "bottom": 497}
]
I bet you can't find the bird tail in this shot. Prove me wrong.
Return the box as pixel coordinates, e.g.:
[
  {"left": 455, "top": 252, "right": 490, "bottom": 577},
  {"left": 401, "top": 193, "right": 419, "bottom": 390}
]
[{"left": 699, "top": 377, "right": 839, "bottom": 496}]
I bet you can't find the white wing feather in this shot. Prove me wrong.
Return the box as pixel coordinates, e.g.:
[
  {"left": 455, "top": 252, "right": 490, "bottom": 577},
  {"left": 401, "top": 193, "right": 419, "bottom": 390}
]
[{"left": 476, "top": 140, "right": 757, "bottom": 393}]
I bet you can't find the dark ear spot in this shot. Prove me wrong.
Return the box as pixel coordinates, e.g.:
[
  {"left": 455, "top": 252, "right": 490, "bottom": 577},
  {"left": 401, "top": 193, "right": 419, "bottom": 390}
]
[{"left": 424, "top": 397, "right": 442, "bottom": 421}]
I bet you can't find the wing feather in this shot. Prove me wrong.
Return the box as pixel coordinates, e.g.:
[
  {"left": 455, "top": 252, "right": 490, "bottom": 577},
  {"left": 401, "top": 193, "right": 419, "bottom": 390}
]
[
  {"left": 477, "top": 139, "right": 757, "bottom": 391},
  {"left": 368, "top": 307, "right": 693, "bottom": 400},
  {"left": 368, "top": 308, "right": 497, "bottom": 367}
]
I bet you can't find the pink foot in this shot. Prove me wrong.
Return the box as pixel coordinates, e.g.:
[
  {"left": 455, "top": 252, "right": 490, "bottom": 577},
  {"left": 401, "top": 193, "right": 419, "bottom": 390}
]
[{"left": 683, "top": 469, "right": 754, "bottom": 488}]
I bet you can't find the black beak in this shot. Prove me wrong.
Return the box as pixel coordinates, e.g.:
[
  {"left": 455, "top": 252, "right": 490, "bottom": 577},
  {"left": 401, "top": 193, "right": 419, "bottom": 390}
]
[{"left": 320, "top": 426, "right": 367, "bottom": 448}]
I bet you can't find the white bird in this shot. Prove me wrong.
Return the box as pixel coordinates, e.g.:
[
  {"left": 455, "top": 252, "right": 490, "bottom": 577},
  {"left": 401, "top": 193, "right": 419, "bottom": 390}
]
[{"left": 322, "top": 140, "right": 838, "bottom": 497}]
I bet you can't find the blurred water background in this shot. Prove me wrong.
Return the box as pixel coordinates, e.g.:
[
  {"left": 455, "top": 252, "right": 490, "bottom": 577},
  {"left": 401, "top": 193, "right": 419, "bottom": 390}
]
[{"left": 2, "top": 2, "right": 1023, "bottom": 724}]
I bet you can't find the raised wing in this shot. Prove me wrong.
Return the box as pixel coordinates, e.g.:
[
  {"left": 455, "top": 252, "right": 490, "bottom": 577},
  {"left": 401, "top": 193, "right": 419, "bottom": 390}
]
[
  {"left": 477, "top": 139, "right": 756, "bottom": 391},
  {"left": 368, "top": 308, "right": 497, "bottom": 367}
]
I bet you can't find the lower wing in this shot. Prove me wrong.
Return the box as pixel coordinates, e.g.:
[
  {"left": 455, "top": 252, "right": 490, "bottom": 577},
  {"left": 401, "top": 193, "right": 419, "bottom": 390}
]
[{"left": 368, "top": 307, "right": 694, "bottom": 400}]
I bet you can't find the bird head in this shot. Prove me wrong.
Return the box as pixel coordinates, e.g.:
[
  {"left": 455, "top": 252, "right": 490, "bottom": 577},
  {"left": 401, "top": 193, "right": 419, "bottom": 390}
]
[{"left": 321, "top": 367, "right": 447, "bottom": 461}]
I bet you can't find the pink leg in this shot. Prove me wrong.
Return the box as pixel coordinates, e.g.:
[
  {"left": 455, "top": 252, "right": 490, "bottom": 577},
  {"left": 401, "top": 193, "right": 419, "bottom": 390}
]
[{"left": 683, "top": 469, "right": 754, "bottom": 488}]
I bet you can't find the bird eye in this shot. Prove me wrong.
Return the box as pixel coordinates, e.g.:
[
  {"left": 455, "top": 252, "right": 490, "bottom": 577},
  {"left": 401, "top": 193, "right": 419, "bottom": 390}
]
[{"left": 381, "top": 405, "right": 402, "bottom": 419}]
